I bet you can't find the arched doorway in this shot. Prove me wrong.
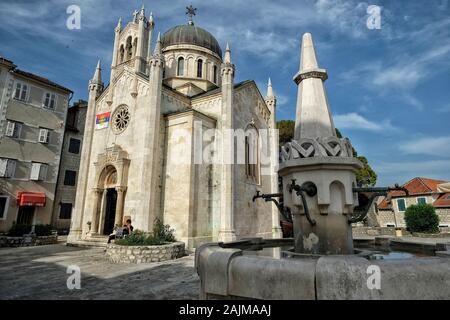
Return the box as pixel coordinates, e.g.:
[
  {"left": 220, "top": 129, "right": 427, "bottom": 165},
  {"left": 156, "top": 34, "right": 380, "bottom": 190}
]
[
  {"left": 103, "top": 188, "right": 117, "bottom": 235},
  {"left": 102, "top": 169, "right": 118, "bottom": 235},
  {"left": 89, "top": 145, "right": 130, "bottom": 237}
]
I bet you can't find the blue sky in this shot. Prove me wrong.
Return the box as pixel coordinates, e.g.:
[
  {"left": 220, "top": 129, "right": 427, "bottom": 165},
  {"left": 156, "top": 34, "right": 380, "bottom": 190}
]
[{"left": 1, "top": 0, "right": 449, "bottom": 186}]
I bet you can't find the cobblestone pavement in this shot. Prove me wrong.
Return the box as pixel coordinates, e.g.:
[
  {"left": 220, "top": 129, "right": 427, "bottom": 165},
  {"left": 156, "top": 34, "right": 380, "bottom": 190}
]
[{"left": 0, "top": 241, "right": 199, "bottom": 300}]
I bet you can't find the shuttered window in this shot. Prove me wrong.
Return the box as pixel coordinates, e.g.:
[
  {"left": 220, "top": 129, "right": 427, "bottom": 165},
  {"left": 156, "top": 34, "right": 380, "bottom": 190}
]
[
  {"left": 397, "top": 199, "right": 406, "bottom": 212},
  {"left": 68, "top": 138, "right": 81, "bottom": 154},
  {"left": 14, "top": 82, "right": 28, "bottom": 101},
  {"left": 59, "top": 203, "right": 72, "bottom": 219},
  {"left": 63, "top": 170, "right": 77, "bottom": 186},
  {"left": 43, "top": 92, "right": 56, "bottom": 109}
]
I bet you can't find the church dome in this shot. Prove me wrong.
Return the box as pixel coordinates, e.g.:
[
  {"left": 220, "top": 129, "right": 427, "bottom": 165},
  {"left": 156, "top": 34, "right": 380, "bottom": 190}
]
[{"left": 161, "top": 24, "right": 222, "bottom": 58}]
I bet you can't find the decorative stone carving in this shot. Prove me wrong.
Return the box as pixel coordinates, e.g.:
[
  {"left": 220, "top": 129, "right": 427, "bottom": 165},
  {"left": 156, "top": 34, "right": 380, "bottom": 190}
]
[{"left": 280, "top": 136, "right": 354, "bottom": 162}]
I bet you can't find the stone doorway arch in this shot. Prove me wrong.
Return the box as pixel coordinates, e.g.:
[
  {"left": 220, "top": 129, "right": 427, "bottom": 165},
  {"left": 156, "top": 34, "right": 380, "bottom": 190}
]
[{"left": 89, "top": 145, "right": 130, "bottom": 236}]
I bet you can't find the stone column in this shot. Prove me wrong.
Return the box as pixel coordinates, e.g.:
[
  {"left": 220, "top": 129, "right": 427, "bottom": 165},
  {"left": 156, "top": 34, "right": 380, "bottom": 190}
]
[
  {"left": 218, "top": 43, "right": 237, "bottom": 242},
  {"left": 90, "top": 188, "right": 103, "bottom": 236},
  {"left": 114, "top": 186, "right": 127, "bottom": 227},
  {"left": 266, "top": 78, "right": 282, "bottom": 238},
  {"left": 67, "top": 62, "right": 103, "bottom": 243}
]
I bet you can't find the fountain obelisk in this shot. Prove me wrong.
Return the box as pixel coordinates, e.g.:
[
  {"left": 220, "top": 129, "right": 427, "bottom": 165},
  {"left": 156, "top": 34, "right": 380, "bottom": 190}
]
[{"left": 279, "top": 33, "right": 362, "bottom": 255}]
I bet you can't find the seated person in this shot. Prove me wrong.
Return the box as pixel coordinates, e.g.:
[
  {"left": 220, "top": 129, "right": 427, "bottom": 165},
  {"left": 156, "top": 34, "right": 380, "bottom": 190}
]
[{"left": 107, "top": 219, "right": 134, "bottom": 243}]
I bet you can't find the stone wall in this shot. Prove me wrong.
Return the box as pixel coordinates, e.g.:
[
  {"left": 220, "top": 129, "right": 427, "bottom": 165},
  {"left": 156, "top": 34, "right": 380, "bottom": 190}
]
[
  {"left": 377, "top": 207, "right": 450, "bottom": 229},
  {"left": 105, "top": 242, "right": 185, "bottom": 264},
  {"left": 0, "top": 234, "right": 58, "bottom": 247},
  {"left": 352, "top": 226, "right": 407, "bottom": 237}
]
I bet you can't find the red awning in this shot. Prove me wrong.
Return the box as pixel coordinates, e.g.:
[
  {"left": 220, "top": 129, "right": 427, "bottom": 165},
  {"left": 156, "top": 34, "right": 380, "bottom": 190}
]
[{"left": 17, "top": 192, "right": 46, "bottom": 207}]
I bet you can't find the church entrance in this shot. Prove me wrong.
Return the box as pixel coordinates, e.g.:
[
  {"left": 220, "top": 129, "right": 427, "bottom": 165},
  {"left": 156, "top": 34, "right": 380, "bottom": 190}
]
[{"left": 103, "top": 188, "right": 117, "bottom": 235}]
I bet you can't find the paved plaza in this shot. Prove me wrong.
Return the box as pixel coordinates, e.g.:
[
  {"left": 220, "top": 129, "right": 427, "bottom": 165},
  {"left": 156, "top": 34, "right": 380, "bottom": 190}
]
[{"left": 0, "top": 238, "right": 199, "bottom": 300}]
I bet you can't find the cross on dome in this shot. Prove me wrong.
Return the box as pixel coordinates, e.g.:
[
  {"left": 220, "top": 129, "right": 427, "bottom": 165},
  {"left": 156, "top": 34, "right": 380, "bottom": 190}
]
[{"left": 186, "top": 4, "right": 197, "bottom": 25}]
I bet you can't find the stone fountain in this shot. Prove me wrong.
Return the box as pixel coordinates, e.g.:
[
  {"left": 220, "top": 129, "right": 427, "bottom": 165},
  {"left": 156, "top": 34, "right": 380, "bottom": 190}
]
[{"left": 196, "top": 33, "right": 450, "bottom": 300}]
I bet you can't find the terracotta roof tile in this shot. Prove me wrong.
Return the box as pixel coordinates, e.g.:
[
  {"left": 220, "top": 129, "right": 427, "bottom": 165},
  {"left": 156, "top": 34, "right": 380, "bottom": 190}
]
[
  {"left": 434, "top": 193, "right": 450, "bottom": 207},
  {"left": 377, "top": 177, "right": 450, "bottom": 210}
]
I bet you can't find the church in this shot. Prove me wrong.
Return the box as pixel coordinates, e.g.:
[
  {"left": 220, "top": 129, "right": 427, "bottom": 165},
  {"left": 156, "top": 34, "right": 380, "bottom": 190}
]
[{"left": 67, "top": 6, "right": 280, "bottom": 248}]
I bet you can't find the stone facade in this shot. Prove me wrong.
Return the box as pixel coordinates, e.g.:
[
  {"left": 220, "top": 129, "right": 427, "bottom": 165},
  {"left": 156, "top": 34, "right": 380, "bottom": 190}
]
[
  {"left": 377, "top": 196, "right": 450, "bottom": 228},
  {"left": 105, "top": 242, "right": 185, "bottom": 264},
  {"left": 68, "top": 8, "right": 279, "bottom": 249},
  {"left": 0, "top": 57, "right": 72, "bottom": 233},
  {"left": 52, "top": 100, "right": 87, "bottom": 232}
]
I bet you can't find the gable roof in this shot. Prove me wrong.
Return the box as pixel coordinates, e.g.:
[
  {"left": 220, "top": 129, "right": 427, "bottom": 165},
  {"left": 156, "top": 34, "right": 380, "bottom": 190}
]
[
  {"left": 14, "top": 69, "right": 73, "bottom": 93},
  {"left": 191, "top": 80, "right": 253, "bottom": 100},
  {"left": 378, "top": 177, "right": 450, "bottom": 210},
  {"left": 434, "top": 193, "right": 450, "bottom": 207}
]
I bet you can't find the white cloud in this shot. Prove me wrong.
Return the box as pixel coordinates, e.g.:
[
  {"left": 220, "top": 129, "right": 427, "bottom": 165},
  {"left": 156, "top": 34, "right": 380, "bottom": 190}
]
[
  {"left": 334, "top": 113, "right": 394, "bottom": 131},
  {"left": 338, "top": 17, "right": 450, "bottom": 110},
  {"left": 400, "top": 136, "right": 450, "bottom": 156}
]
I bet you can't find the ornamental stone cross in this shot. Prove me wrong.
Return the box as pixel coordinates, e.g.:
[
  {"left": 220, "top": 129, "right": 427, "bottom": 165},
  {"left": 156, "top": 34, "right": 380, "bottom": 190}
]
[{"left": 186, "top": 5, "right": 197, "bottom": 24}]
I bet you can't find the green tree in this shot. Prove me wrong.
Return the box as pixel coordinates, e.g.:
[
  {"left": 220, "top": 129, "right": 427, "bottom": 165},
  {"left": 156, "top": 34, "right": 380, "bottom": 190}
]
[
  {"left": 276, "top": 120, "right": 377, "bottom": 186},
  {"left": 276, "top": 120, "right": 295, "bottom": 145},
  {"left": 404, "top": 204, "right": 440, "bottom": 233}
]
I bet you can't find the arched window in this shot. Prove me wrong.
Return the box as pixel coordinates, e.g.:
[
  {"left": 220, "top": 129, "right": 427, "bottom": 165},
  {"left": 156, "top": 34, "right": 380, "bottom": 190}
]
[
  {"left": 126, "top": 36, "right": 133, "bottom": 60},
  {"left": 133, "top": 38, "right": 138, "bottom": 56},
  {"left": 213, "top": 65, "right": 218, "bottom": 84},
  {"left": 119, "top": 45, "right": 124, "bottom": 63},
  {"left": 177, "top": 57, "right": 185, "bottom": 76},
  {"left": 197, "top": 59, "right": 203, "bottom": 78},
  {"left": 245, "top": 126, "right": 259, "bottom": 182}
]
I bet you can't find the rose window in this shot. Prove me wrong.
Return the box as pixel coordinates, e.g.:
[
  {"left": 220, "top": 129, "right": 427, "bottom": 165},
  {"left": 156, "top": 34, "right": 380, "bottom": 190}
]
[{"left": 112, "top": 105, "right": 130, "bottom": 134}]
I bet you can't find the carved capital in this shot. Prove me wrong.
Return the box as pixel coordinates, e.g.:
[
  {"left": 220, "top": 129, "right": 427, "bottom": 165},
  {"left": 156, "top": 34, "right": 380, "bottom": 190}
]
[
  {"left": 293, "top": 69, "right": 328, "bottom": 84},
  {"left": 115, "top": 186, "right": 127, "bottom": 193},
  {"left": 92, "top": 188, "right": 103, "bottom": 195},
  {"left": 149, "top": 57, "right": 164, "bottom": 68}
]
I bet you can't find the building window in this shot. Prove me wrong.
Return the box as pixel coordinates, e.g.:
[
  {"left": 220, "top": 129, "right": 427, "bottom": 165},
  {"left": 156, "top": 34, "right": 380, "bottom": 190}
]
[
  {"left": 0, "top": 196, "right": 9, "bottom": 220},
  {"left": 30, "top": 163, "right": 48, "bottom": 181},
  {"left": 38, "top": 128, "right": 50, "bottom": 144},
  {"left": 63, "top": 170, "right": 77, "bottom": 186},
  {"left": 0, "top": 158, "right": 16, "bottom": 178},
  {"left": 397, "top": 198, "right": 406, "bottom": 212},
  {"left": 59, "top": 203, "right": 72, "bottom": 219},
  {"left": 133, "top": 38, "right": 138, "bottom": 56},
  {"left": 386, "top": 223, "right": 395, "bottom": 227},
  {"left": 66, "top": 109, "right": 77, "bottom": 128},
  {"left": 43, "top": 92, "right": 56, "bottom": 110},
  {"left": 417, "top": 197, "right": 427, "bottom": 205},
  {"left": 126, "top": 36, "right": 133, "bottom": 60},
  {"left": 5, "top": 121, "right": 22, "bottom": 139},
  {"left": 213, "top": 65, "right": 218, "bottom": 84},
  {"left": 119, "top": 45, "right": 125, "bottom": 63},
  {"left": 177, "top": 57, "right": 185, "bottom": 76},
  {"left": 14, "top": 82, "right": 28, "bottom": 101},
  {"left": 197, "top": 59, "right": 203, "bottom": 78},
  {"left": 245, "top": 126, "right": 259, "bottom": 182},
  {"left": 68, "top": 138, "right": 81, "bottom": 154}
]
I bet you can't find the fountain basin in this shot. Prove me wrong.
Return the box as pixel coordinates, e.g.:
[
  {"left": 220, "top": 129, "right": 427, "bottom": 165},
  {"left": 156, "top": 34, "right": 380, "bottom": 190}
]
[{"left": 196, "top": 239, "right": 450, "bottom": 300}]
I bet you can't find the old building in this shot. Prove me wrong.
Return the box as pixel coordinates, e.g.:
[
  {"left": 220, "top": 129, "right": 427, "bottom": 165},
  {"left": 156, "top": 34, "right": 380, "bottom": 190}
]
[
  {"left": 376, "top": 177, "right": 450, "bottom": 229},
  {"left": 52, "top": 100, "right": 87, "bottom": 233},
  {"left": 0, "top": 57, "right": 72, "bottom": 232},
  {"left": 68, "top": 7, "right": 280, "bottom": 248}
]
